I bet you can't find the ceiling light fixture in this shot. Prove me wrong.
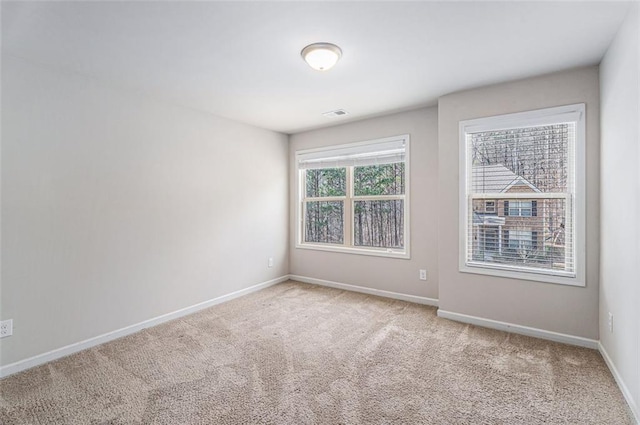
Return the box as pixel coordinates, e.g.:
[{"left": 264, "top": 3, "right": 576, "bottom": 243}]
[{"left": 301, "top": 42, "right": 342, "bottom": 71}]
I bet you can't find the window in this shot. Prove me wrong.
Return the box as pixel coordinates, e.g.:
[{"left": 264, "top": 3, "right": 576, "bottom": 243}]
[
  {"left": 296, "top": 135, "right": 410, "bottom": 258},
  {"left": 508, "top": 230, "right": 533, "bottom": 250},
  {"left": 460, "top": 104, "right": 585, "bottom": 286},
  {"left": 507, "top": 200, "right": 533, "bottom": 217}
]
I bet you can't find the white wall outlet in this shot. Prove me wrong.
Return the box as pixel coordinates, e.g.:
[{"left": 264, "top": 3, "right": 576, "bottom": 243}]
[
  {"left": 419, "top": 269, "right": 427, "bottom": 281},
  {"left": 268, "top": 257, "right": 274, "bottom": 268},
  {"left": 608, "top": 312, "right": 614, "bottom": 333},
  {"left": 0, "top": 319, "right": 13, "bottom": 338}
]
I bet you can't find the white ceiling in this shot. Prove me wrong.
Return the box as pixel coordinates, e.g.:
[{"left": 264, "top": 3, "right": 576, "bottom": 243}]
[{"left": 1, "top": 1, "right": 631, "bottom": 134}]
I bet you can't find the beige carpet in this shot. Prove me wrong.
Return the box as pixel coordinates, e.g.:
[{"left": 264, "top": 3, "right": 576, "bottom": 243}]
[{"left": 0, "top": 280, "right": 634, "bottom": 424}]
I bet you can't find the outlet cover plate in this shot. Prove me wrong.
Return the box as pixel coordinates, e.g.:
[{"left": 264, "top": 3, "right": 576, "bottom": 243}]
[{"left": 0, "top": 319, "right": 13, "bottom": 338}]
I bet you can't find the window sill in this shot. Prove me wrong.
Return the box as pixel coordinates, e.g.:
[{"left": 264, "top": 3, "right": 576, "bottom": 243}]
[
  {"left": 459, "top": 261, "right": 584, "bottom": 287},
  {"left": 296, "top": 243, "right": 410, "bottom": 259}
]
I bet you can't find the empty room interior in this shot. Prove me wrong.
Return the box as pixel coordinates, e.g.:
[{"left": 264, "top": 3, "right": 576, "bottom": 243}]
[{"left": 1, "top": 1, "right": 639, "bottom": 424}]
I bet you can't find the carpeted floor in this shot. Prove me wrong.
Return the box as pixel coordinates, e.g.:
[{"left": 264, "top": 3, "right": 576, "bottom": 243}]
[{"left": 0, "top": 280, "right": 634, "bottom": 424}]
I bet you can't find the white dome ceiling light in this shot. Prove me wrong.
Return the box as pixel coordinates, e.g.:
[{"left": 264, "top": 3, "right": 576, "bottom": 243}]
[{"left": 301, "top": 42, "right": 342, "bottom": 71}]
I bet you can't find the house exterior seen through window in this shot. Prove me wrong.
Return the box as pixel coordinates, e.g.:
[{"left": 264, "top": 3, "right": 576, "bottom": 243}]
[
  {"left": 459, "top": 104, "right": 585, "bottom": 286},
  {"left": 508, "top": 200, "right": 533, "bottom": 217},
  {"left": 296, "top": 135, "right": 410, "bottom": 259}
]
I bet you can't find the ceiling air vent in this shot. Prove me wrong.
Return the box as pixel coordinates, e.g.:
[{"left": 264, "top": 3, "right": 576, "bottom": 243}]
[{"left": 322, "top": 109, "right": 349, "bottom": 118}]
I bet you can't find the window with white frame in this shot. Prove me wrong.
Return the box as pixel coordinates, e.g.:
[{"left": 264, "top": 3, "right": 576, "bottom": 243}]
[
  {"left": 507, "top": 200, "right": 533, "bottom": 217},
  {"left": 508, "top": 229, "right": 534, "bottom": 250},
  {"left": 296, "top": 135, "right": 410, "bottom": 258},
  {"left": 460, "top": 104, "right": 585, "bottom": 286}
]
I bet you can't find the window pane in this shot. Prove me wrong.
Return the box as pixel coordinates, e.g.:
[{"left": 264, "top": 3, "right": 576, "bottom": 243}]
[
  {"left": 305, "top": 201, "right": 344, "bottom": 244},
  {"left": 471, "top": 124, "right": 570, "bottom": 194},
  {"left": 353, "top": 200, "right": 404, "bottom": 248},
  {"left": 354, "top": 163, "right": 405, "bottom": 196},
  {"left": 470, "top": 198, "right": 570, "bottom": 271},
  {"left": 305, "top": 168, "right": 346, "bottom": 198}
]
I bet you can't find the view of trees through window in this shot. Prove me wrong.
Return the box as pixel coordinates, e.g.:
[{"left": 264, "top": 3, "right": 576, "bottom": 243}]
[
  {"left": 304, "top": 163, "right": 405, "bottom": 249},
  {"left": 469, "top": 124, "right": 573, "bottom": 272},
  {"left": 304, "top": 168, "right": 345, "bottom": 244},
  {"left": 471, "top": 124, "right": 569, "bottom": 192},
  {"left": 354, "top": 163, "right": 404, "bottom": 248}
]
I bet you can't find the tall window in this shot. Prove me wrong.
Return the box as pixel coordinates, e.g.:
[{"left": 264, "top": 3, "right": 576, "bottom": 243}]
[
  {"left": 296, "top": 135, "right": 410, "bottom": 258},
  {"left": 459, "top": 104, "right": 585, "bottom": 286}
]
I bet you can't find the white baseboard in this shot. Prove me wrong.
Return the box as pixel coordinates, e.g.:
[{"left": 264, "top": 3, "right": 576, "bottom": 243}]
[
  {"left": 437, "top": 309, "right": 599, "bottom": 349},
  {"left": 0, "top": 275, "right": 289, "bottom": 378},
  {"left": 598, "top": 342, "right": 640, "bottom": 424},
  {"left": 289, "top": 274, "right": 439, "bottom": 307}
]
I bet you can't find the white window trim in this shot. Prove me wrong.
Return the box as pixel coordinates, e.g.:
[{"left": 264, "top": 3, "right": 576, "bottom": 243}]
[
  {"left": 295, "top": 135, "right": 411, "bottom": 259},
  {"left": 458, "top": 104, "right": 586, "bottom": 287}
]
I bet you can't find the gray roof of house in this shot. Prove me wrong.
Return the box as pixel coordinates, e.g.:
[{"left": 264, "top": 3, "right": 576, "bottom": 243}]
[{"left": 472, "top": 164, "right": 539, "bottom": 193}]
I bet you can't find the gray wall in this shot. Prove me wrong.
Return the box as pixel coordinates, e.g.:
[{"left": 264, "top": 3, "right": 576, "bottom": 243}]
[
  {"left": 0, "top": 56, "right": 289, "bottom": 366},
  {"left": 437, "top": 67, "right": 601, "bottom": 339},
  {"left": 600, "top": 3, "right": 639, "bottom": 416},
  {"left": 289, "top": 107, "right": 439, "bottom": 300}
]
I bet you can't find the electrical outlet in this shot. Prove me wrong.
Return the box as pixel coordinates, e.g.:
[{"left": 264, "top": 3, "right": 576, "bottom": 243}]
[
  {"left": 0, "top": 319, "right": 13, "bottom": 338},
  {"left": 268, "top": 257, "right": 274, "bottom": 268},
  {"left": 419, "top": 269, "right": 427, "bottom": 281},
  {"left": 608, "top": 312, "right": 614, "bottom": 333}
]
